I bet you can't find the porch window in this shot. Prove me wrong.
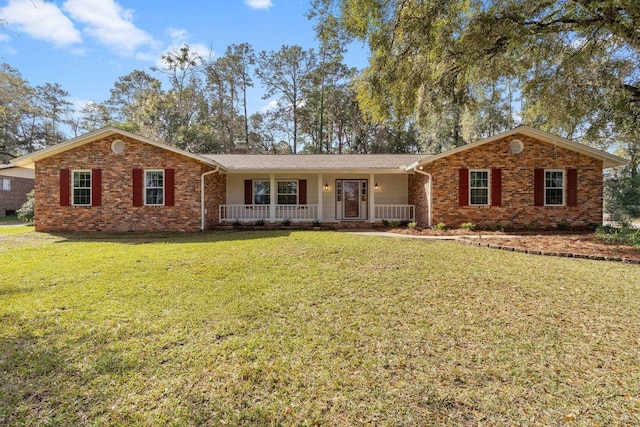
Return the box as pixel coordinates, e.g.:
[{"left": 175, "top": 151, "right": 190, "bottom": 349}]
[
  {"left": 545, "top": 170, "right": 564, "bottom": 205},
  {"left": 469, "top": 170, "right": 489, "bottom": 206},
  {"left": 1, "top": 178, "right": 10, "bottom": 191},
  {"left": 72, "top": 170, "right": 91, "bottom": 205},
  {"left": 277, "top": 180, "right": 297, "bottom": 205},
  {"left": 254, "top": 180, "right": 270, "bottom": 205},
  {"left": 145, "top": 170, "right": 164, "bottom": 205}
]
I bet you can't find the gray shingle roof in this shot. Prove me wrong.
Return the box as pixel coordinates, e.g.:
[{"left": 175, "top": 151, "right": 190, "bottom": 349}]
[{"left": 203, "top": 154, "right": 428, "bottom": 171}]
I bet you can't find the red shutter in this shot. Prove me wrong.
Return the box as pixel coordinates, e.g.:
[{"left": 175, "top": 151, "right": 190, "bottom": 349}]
[
  {"left": 534, "top": 168, "right": 545, "bottom": 206},
  {"left": 458, "top": 168, "right": 469, "bottom": 207},
  {"left": 567, "top": 168, "right": 577, "bottom": 207},
  {"left": 91, "top": 169, "right": 102, "bottom": 206},
  {"left": 244, "top": 180, "right": 252, "bottom": 205},
  {"left": 299, "top": 179, "right": 307, "bottom": 205},
  {"left": 60, "top": 169, "right": 70, "bottom": 206},
  {"left": 491, "top": 168, "right": 502, "bottom": 207},
  {"left": 165, "top": 169, "right": 175, "bottom": 206},
  {"left": 132, "top": 168, "right": 143, "bottom": 207}
]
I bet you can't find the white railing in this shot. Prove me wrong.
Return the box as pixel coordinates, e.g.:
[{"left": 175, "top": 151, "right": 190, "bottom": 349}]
[
  {"left": 220, "top": 204, "right": 318, "bottom": 222},
  {"left": 219, "top": 205, "right": 270, "bottom": 221},
  {"left": 275, "top": 205, "right": 318, "bottom": 221},
  {"left": 375, "top": 205, "right": 415, "bottom": 221}
]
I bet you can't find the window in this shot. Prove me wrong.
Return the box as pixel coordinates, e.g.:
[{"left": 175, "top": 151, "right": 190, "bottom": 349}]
[
  {"left": 1, "top": 178, "right": 10, "bottom": 191},
  {"left": 145, "top": 170, "right": 164, "bottom": 205},
  {"left": 545, "top": 170, "right": 564, "bottom": 205},
  {"left": 469, "top": 170, "right": 489, "bottom": 206},
  {"left": 277, "top": 180, "right": 297, "bottom": 205},
  {"left": 254, "top": 180, "right": 270, "bottom": 205},
  {"left": 72, "top": 170, "right": 91, "bottom": 205},
  {"left": 336, "top": 181, "right": 342, "bottom": 202}
]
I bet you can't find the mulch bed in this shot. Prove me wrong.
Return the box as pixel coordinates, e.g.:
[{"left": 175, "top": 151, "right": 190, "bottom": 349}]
[{"left": 390, "top": 228, "right": 640, "bottom": 263}]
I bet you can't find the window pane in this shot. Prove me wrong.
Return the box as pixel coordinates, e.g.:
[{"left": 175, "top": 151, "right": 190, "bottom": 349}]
[
  {"left": 278, "top": 195, "right": 297, "bottom": 205},
  {"left": 470, "top": 189, "right": 488, "bottom": 205},
  {"left": 254, "top": 181, "right": 270, "bottom": 205},
  {"left": 2, "top": 179, "right": 10, "bottom": 191},
  {"left": 73, "top": 189, "right": 91, "bottom": 205},
  {"left": 146, "top": 171, "right": 163, "bottom": 188},
  {"left": 545, "top": 171, "right": 563, "bottom": 188},
  {"left": 470, "top": 171, "right": 488, "bottom": 188},
  {"left": 277, "top": 181, "right": 297, "bottom": 194},
  {"left": 146, "top": 188, "right": 164, "bottom": 205},
  {"left": 546, "top": 189, "right": 563, "bottom": 205}
]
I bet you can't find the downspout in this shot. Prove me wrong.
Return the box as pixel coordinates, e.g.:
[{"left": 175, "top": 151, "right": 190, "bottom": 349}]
[
  {"left": 201, "top": 167, "right": 220, "bottom": 231},
  {"left": 413, "top": 167, "right": 432, "bottom": 228}
]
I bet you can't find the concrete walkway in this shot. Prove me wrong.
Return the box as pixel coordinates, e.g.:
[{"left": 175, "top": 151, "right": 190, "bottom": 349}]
[{"left": 338, "top": 229, "right": 521, "bottom": 240}]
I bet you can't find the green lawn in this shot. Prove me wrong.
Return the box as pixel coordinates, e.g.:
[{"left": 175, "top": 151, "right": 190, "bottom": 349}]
[{"left": 1, "top": 227, "right": 639, "bottom": 425}]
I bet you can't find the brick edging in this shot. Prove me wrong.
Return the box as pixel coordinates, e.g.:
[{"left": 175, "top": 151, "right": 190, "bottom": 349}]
[{"left": 456, "top": 238, "right": 640, "bottom": 264}]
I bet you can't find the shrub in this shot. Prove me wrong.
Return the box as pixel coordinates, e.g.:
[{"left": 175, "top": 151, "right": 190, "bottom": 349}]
[
  {"left": 433, "top": 222, "right": 447, "bottom": 231},
  {"left": 282, "top": 218, "right": 292, "bottom": 226},
  {"left": 596, "top": 225, "right": 640, "bottom": 249},
  {"left": 381, "top": 219, "right": 389, "bottom": 227},
  {"left": 390, "top": 220, "right": 401, "bottom": 228},
  {"left": 489, "top": 222, "right": 505, "bottom": 232},
  {"left": 312, "top": 219, "right": 321, "bottom": 227},
  {"left": 255, "top": 219, "right": 265, "bottom": 226},
  {"left": 232, "top": 218, "right": 242, "bottom": 228},
  {"left": 408, "top": 221, "right": 418, "bottom": 229},
  {"left": 17, "top": 190, "right": 35, "bottom": 223},
  {"left": 526, "top": 221, "right": 539, "bottom": 231},
  {"left": 557, "top": 221, "right": 569, "bottom": 231},
  {"left": 461, "top": 222, "right": 475, "bottom": 231}
]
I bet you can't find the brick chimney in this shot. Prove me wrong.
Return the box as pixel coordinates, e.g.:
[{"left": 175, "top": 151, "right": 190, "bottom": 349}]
[{"left": 233, "top": 140, "right": 249, "bottom": 154}]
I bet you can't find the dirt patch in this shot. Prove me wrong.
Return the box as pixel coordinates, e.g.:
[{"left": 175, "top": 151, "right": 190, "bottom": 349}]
[{"left": 390, "top": 228, "right": 640, "bottom": 263}]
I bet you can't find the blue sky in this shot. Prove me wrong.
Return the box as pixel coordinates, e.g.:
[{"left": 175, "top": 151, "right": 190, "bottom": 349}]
[{"left": 0, "top": 0, "right": 368, "bottom": 121}]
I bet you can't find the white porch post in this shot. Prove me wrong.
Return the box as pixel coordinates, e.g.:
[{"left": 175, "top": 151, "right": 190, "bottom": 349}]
[
  {"left": 369, "top": 173, "right": 375, "bottom": 223},
  {"left": 317, "top": 173, "right": 323, "bottom": 222},
  {"left": 269, "top": 173, "right": 276, "bottom": 223}
]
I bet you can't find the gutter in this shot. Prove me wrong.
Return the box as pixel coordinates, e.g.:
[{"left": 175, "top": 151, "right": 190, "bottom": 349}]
[
  {"left": 200, "top": 167, "right": 220, "bottom": 231},
  {"left": 413, "top": 167, "right": 432, "bottom": 228}
]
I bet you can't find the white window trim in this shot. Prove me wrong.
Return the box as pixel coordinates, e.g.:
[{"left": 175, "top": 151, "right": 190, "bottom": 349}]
[
  {"left": 72, "top": 169, "right": 92, "bottom": 206},
  {"left": 1, "top": 178, "right": 11, "bottom": 191},
  {"left": 469, "top": 169, "right": 490, "bottom": 206},
  {"left": 276, "top": 179, "right": 299, "bottom": 205},
  {"left": 544, "top": 169, "right": 565, "bottom": 206},
  {"left": 144, "top": 169, "right": 165, "bottom": 206}
]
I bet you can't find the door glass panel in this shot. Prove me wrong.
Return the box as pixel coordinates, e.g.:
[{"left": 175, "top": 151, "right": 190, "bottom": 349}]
[{"left": 344, "top": 181, "right": 359, "bottom": 218}]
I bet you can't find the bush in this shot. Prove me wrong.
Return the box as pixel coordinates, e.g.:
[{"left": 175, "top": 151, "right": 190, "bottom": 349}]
[
  {"left": 254, "top": 219, "right": 265, "bottom": 226},
  {"left": 557, "top": 221, "right": 569, "bottom": 231},
  {"left": 489, "top": 222, "right": 505, "bottom": 232},
  {"left": 381, "top": 219, "right": 389, "bottom": 227},
  {"left": 408, "top": 221, "right": 418, "bottom": 229},
  {"left": 282, "top": 218, "right": 292, "bottom": 226},
  {"left": 17, "top": 190, "right": 35, "bottom": 223},
  {"left": 461, "top": 222, "right": 475, "bottom": 231},
  {"left": 390, "top": 220, "right": 401, "bottom": 228},
  {"left": 433, "top": 222, "right": 447, "bottom": 231},
  {"left": 596, "top": 225, "right": 640, "bottom": 249},
  {"left": 526, "top": 221, "right": 539, "bottom": 231}
]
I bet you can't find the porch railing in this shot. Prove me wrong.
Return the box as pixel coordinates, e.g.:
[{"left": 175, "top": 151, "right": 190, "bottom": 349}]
[
  {"left": 374, "top": 204, "right": 415, "bottom": 221},
  {"left": 219, "top": 204, "right": 318, "bottom": 222}
]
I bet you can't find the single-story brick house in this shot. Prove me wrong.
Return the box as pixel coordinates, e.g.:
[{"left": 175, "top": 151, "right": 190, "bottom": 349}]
[
  {"left": 0, "top": 165, "right": 35, "bottom": 217},
  {"left": 10, "top": 126, "right": 627, "bottom": 232}
]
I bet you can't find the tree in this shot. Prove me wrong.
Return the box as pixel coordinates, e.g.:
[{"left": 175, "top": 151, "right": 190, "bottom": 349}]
[
  {"left": 255, "top": 45, "right": 317, "bottom": 153},
  {"left": 310, "top": 0, "right": 640, "bottom": 146},
  {"left": 34, "top": 82, "right": 73, "bottom": 147}
]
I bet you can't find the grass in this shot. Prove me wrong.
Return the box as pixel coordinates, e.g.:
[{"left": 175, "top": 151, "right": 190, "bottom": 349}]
[{"left": 1, "top": 228, "right": 640, "bottom": 425}]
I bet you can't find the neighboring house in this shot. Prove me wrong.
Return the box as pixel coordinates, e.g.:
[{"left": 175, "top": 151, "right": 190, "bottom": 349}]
[
  {"left": 10, "top": 126, "right": 627, "bottom": 232},
  {"left": 0, "top": 165, "right": 35, "bottom": 216}
]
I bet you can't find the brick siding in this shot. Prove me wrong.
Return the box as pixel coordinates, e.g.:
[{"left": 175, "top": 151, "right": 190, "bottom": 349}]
[
  {"left": 0, "top": 176, "right": 34, "bottom": 215},
  {"left": 409, "top": 134, "right": 604, "bottom": 229},
  {"left": 35, "top": 135, "right": 223, "bottom": 232}
]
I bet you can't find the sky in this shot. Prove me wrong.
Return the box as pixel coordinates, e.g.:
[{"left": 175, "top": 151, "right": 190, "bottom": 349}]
[{"left": 0, "top": 0, "right": 368, "bottom": 122}]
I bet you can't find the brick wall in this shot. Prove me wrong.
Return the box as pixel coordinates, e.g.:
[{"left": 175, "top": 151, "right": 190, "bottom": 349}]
[
  {"left": 35, "top": 135, "right": 224, "bottom": 232},
  {"left": 409, "top": 134, "right": 604, "bottom": 229},
  {"left": 0, "top": 176, "right": 34, "bottom": 215}
]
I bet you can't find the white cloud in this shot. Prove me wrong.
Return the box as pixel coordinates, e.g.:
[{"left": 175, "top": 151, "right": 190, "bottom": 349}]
[
  {"left": 245, "top": 0, "right": 273, "bottom": 10},
  {"left": 261, "top": 99, "right": 280, "bottom": 112},
  {"left": 62, "top": 0, "right": 159, "bottom": 56},
  {"left": 154, "top": 28, "right": 214, "bottom": 69},
  {"left": 0, "top": 0, "right": 81, "bottom": 47},
  {"left": 0, "top": 34, "right": 10, "bottom": 42}
]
